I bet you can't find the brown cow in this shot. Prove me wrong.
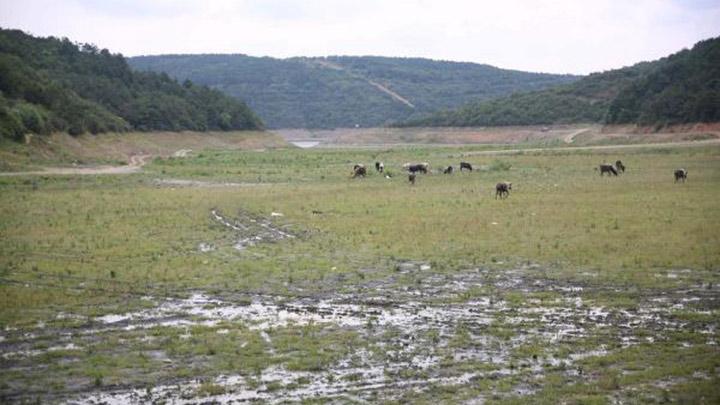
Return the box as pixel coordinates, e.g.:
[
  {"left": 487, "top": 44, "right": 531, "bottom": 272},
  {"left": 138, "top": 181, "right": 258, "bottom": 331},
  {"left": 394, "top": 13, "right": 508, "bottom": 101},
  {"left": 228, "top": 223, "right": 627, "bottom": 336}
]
[
  {"left": 443, "top": 165, "right": 454, "bottom": 174},
  {"left": 495, "top": 182, "right": 512, "bottom": 199},
  {"left": 352, "top": 164, "right": 367, "bottom": 178}
]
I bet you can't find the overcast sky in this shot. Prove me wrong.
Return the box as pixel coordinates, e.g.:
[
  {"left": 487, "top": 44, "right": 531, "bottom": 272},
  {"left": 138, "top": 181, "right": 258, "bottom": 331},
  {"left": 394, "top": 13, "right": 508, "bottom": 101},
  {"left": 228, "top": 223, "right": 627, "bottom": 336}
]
[{"left": 1, "top": 0, "right": 719, "bottom": 74}]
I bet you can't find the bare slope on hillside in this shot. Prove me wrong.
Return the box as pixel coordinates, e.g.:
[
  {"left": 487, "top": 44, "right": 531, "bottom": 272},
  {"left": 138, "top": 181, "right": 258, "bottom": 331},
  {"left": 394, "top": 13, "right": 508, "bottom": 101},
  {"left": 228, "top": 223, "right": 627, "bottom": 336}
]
[{"left": 0, "top": 131, "right": 286, "bottom": 173}]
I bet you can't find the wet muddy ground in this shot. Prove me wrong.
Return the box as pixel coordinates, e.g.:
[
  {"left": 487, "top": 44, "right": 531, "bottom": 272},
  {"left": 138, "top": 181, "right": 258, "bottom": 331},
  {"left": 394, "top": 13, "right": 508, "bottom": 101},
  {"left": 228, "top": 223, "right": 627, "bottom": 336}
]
[
  {"left": 1, "top": 263, "right": 717, "bottom": 404},
  {"left": 2, "top": 209, "right": 718, "bottom": 403}
]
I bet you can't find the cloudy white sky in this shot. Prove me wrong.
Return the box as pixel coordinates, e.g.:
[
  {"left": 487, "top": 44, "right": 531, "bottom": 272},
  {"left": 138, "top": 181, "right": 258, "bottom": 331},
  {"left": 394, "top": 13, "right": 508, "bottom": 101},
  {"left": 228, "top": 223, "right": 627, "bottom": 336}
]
[{"left": 1, "top": 0, "right": 719, "bottom": 74}]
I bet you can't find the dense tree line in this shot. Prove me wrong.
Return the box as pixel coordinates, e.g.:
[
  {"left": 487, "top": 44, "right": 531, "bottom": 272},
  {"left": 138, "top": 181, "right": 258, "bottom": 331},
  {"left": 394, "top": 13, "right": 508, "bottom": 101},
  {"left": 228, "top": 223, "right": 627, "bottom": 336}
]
[
  {"left": 606, "top": 37, "right": 720, "bottom": 125},
  {"left": 400, "top": 37, "right": 719, "bottom": 128},
  {"left": 129, "top": 54, "right": 579, "bottom": 129},
  {"left": 0, "top": 29, "right": 263, "bottom": 140}
]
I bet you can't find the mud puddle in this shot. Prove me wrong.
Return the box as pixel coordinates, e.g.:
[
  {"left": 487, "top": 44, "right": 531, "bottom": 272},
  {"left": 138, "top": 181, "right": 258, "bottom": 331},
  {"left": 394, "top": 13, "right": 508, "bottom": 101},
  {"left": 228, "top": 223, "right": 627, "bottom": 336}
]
[{"left": 2, "top": 268, "right": 717, "bottom": 403}]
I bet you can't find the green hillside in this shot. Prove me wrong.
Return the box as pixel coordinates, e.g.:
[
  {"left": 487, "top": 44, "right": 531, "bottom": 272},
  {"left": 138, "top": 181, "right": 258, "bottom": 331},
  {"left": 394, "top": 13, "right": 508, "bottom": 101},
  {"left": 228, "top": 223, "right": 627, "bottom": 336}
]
[
  {"left": 129, "top": 54, "right": 579, "bottom": 129},
  {"left": 606, "top": 37, "right": 720, "bottom": 125},
  {"left": 0, "top": 29, "right": 263, "bottom": 140},
  {"left": 402, "top": 37, "right": 720, "bottom": 128}
]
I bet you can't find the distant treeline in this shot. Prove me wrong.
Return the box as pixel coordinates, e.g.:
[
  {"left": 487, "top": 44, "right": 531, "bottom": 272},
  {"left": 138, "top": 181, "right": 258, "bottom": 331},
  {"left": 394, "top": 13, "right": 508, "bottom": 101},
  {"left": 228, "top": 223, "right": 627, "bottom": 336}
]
[
  {"left": 0, "top": 29, "right": 263, "bottom": 140},
  {"left": 400, "top": 37, "right": 720, "bottom": 128},
  {"left": 129, "top": 54, "right": 579, "bottom": 129}
]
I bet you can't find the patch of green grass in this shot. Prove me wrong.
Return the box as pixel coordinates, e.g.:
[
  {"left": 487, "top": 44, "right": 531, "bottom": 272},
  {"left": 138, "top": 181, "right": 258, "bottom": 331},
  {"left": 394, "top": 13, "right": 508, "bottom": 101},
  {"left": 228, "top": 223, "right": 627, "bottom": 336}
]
[
  {"left": 197, "top": 382, "right": 226, "bottom": 397},
  {"left": 272, "top": 324, "right": 359, "bottom": 372}
]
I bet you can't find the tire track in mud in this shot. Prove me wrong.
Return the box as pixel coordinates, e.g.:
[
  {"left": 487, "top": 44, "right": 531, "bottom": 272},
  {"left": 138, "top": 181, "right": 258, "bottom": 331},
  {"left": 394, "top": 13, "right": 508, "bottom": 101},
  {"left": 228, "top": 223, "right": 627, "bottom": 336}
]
[
  {"left": 3, "top": 268, "right": 717, "bottom": 403},
  {"left": 210, "top": 209, "right": 295, "bottom": 250}
]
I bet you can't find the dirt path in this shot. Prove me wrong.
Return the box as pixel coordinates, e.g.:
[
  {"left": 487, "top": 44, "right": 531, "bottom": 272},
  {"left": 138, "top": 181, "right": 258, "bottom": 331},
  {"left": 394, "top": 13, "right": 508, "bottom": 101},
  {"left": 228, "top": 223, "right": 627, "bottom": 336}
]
[
  {"left": 0, "top": 154, "right": 151, "bottom": 176},
  {"left": 308, "top": 59, "right": 416, "bottom": 109},
  {"left": 367, "top": 80, "right": 416, "bottom": 108},
  {"left": 563, "top": 128, "right": 591, "bottom": 143},
  {"left": 463, "top": 138, "right": 720, "bottom": 156}
]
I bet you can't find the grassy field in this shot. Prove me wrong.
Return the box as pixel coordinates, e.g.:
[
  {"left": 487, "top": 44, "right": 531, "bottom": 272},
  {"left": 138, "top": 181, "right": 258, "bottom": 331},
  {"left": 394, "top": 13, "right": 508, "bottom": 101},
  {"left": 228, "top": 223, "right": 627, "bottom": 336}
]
[{"left": 1, "top": 136, "right": 719, "bottom": 403}]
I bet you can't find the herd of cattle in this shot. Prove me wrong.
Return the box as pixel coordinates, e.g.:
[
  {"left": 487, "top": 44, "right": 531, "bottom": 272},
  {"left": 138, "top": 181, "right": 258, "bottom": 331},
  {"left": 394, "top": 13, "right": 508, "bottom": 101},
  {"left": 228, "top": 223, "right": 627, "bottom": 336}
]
[
  {"left": 596, "top": 160, "right": 688, "bottom": 182},
  {"left": 351, "top": 159, "right": 688, "bottom": 198},
  {"left": 352, "top": 161, "right": 512, "bottom": 198}
]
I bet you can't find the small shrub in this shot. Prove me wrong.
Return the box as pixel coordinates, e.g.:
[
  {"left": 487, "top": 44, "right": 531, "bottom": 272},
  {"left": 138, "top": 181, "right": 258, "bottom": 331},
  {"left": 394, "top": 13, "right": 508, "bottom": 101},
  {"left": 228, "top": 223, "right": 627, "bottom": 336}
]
[{"left": 488, "top": 159, "right": 512, "bottom": 171}]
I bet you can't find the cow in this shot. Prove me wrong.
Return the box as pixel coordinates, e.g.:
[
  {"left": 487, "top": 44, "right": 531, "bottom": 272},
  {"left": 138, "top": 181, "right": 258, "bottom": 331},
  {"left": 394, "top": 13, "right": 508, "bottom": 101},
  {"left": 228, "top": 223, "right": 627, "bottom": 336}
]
[
  {"left": 674, "top": 168, "right": 688, "bottom": 182},
  {"left": 495, "top": 182, "right": 512, "bottom": 199},
  {"left": 409, "top": 173, "right": 417, "bottom": 185},
  {"left": 443, "top": 165, "right": 454, "bottom": 174},
  {"left": 352, "top": 164, "right": 367, "bottom": 178},
  {"left": 615, "top": 160, "right": 626, "bottom": 173},
  {"left": 404, "top": 162, "right": 429, "bottom": 174},
  {"left": 375, "top": 161, "right": 384, "bottom": 173},
  {"left": 460, "top": 162, "right": 473, "bottom": 172},
  {"left": 598, "top": 164, "right": 618, "bottom": 176}
]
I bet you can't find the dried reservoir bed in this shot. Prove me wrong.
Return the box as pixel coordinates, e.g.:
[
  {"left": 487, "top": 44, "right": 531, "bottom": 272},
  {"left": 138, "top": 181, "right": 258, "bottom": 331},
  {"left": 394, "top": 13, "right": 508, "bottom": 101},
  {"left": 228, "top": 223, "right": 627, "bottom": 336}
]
[{"left": 1, "top": 141, "right": 719, "bottom": 403}]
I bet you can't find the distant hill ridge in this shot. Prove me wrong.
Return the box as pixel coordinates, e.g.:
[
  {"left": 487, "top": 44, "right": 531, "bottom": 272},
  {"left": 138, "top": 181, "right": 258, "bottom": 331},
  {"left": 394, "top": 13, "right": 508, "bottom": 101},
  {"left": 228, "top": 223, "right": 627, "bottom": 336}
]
[
  {"left": 0, "top": 29, "right": 263, "bottom": 140},
  {"left": 400, "top": 37, "right": 720, "bottom": 128},
  {"left": 129, "top": 54, "right": 580, "bottom": 129}
]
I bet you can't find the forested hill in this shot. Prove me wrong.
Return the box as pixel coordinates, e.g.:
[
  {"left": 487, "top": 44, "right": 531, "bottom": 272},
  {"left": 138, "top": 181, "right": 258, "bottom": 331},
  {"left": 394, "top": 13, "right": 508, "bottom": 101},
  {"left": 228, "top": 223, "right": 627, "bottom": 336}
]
[
  {"left": 401, "top": 37, "right": 720, "bottom": 128},
  {"left": 0, "top": 29, "right": 263, "bottom": 140},
  {"left": 129, "top": 54, "right": 579, "bottom": 129}
]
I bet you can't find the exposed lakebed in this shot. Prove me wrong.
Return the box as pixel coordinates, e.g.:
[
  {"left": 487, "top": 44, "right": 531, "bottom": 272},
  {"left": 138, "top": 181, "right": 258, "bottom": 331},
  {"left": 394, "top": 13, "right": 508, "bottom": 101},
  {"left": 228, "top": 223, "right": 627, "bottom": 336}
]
[{"left": 1, "top": 264, "right": 717, "bottom": 403}]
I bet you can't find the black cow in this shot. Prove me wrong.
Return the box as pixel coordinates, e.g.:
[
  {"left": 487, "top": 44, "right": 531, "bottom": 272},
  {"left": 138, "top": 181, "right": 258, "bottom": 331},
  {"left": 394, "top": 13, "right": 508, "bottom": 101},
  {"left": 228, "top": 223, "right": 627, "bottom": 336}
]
[
  {"left": 405, "top": 162, "right": 429, "bottom": 174},
  {"left": 460, "top": 162, "right": 473, "bottom": 172},
  {"left": 375, "top": 161, "right": 384, "bottom": 173},
  {"left": 352, "top": 164, "right": 367, "bottom": 178},
  {"left": 674, "top": 168, "right": 688, "bottom": 182},
  {"left": 409, "top": 173, "right": 417, "bottom": 185},
  {"left": 615, "top": 160, "right": 626, "bottom": 173},
  {"left": 599, "top": 164, "right": 618, "bottom": 176},
  {"left": 443, "top": 166, "right": 454, "bottom": 174},
  {"left": 495, "top": 182, "right": 512, "bottom": 199}
]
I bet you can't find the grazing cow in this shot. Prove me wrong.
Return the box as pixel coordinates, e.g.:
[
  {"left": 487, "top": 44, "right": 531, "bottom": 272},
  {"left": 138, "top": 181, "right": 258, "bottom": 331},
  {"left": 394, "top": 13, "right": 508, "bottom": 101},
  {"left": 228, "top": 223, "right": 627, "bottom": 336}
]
[
  {"left": 598, "top": 164, "right": 618, "bottom": 176},
  {"left": 443, "top": 165, "right": 454, "bottom": 174},
  {"left": 460, "top": 162, "right": 473, "bottom": 172},
  {"left": 375, "top": 161, "right": 384, "bottom": 173},
  {"left": 409, "top": 173, "right": 417, "bottom": 185},
  {"left": 404, "top": 162, "right": 429, "bottom": 174},
  {"left": 352, "top": 164, "right": 367, "bottom": 178},
  {"left": 495, "top": 182, "right": 512, "bottom": 199},
  {"left": 615, "top": 160, "right": 626, "bottom": 173},
  {"left": 674, "top": 168, "right": 688, "bottom": 182}
]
